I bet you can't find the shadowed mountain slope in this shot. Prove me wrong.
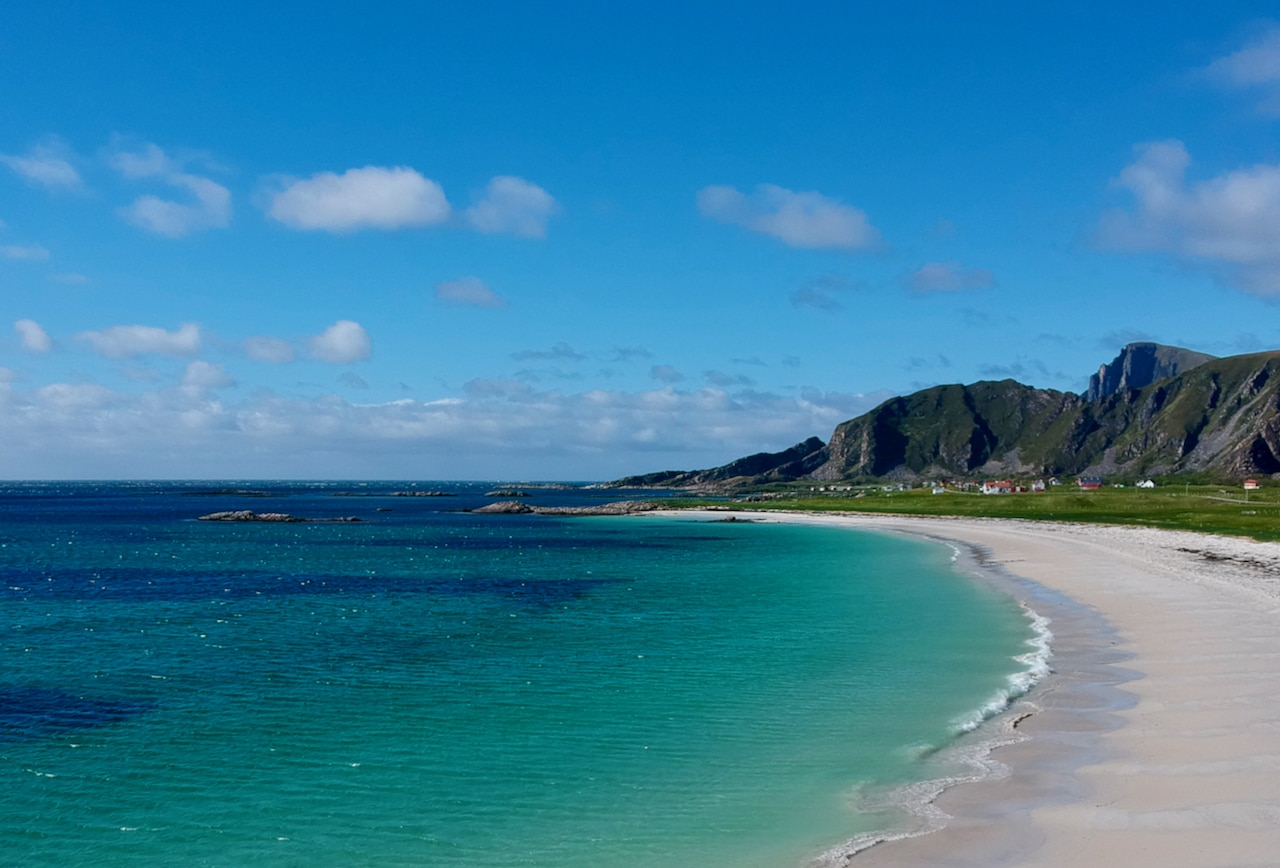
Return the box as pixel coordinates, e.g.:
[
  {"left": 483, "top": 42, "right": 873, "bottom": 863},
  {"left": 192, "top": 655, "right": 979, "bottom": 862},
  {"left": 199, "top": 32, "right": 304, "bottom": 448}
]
[{"left": 609, "top": 346, "right": 1279, "bottom": 488}]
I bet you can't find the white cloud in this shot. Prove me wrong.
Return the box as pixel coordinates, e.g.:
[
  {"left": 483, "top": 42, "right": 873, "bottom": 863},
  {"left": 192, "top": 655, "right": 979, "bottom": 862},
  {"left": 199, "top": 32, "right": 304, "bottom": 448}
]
[
  {"left": 1098, "top": 140, "right": 1280, "bottom": 294},
  {"left": 906, "top": 261, "right": 995, "bottom": 293},
  {"left": 266, "top": 166, "right": 450, "bottom": 232},
  {"left": 14, "top": 319, "right": 51, "bottom": 352},
  {"left": 34, "top": 382, "right": 118, "bottom": 410},
  {"left": 308, "top": 320, "right": 371, "bottom": 363},
  {"left": 77, "top": 323, "right": 202, "bottom": 359},
  {"left": 111, "top": 142, "right": 231, "bottom": 237},
  {"left": 0, "top": 379, "right": 893, "bottom": 479},
  {"left": 0, "top": 138, "right": 83, "bottom": 190},
  {"left": 463, "top": 176, "right": 559, "bottom": 238},
  {"left": 0, "top": 244, "right": 50, "bottom": 261},
  {"left": 435, "top": 276, "right": 509, "bottom": 308},
  {"left": 243, "top": 335, "right": 296, "bottom": 364},
  {"left": 182, "top": 360, "right": 234, "bottom": 390},
  {"left": 1204, "top": 25, "right": 1280, "bottom": 115},
  {"left": 697, "top": 184, "right": 882, "bottom": 250}
]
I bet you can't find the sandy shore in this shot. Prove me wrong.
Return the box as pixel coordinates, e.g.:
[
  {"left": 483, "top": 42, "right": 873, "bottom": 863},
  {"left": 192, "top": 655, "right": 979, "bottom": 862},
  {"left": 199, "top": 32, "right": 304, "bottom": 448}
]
[{"left": 663, "top": 511, "right": 1280, "bottom": 867}]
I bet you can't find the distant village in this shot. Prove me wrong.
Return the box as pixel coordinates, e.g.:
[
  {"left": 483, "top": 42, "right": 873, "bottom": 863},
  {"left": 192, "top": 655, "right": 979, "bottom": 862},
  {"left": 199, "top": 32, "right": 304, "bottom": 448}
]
[{"left": 803, "top": 476, "right": 1263, "bottom": 496}]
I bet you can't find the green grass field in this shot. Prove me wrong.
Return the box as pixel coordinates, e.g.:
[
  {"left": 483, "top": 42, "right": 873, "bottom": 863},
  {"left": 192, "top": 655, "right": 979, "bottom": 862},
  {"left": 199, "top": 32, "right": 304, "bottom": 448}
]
[{"left": 671, "top": 484, "right": 1280, "bottom": 542}]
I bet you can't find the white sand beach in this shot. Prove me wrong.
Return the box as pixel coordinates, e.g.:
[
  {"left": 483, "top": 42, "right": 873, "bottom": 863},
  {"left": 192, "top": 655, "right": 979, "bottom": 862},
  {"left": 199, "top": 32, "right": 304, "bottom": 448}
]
[{"left": 667, "top": 511, "right": 1280, "bottom": 867}]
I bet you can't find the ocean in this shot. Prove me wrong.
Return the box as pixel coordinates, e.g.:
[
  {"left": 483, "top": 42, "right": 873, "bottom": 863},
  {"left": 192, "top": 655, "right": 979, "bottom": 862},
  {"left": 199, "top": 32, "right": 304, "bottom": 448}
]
[{"left": 0, "top": 482, "right": 1045, "bottom": 866}]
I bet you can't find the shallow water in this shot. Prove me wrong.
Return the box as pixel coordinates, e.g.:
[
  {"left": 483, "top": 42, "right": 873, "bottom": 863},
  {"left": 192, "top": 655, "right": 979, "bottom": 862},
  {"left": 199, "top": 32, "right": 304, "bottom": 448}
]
[{"left": 0, "top": 483, "right": 1037, "bottom": 866}]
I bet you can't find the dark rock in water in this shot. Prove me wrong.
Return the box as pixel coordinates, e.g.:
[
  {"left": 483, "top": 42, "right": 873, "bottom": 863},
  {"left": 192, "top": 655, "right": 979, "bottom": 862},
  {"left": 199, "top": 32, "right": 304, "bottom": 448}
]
[
  {"left": 0, "top": 686, "right": 155, "bottom": 741},
  {"left": 197, "top": 511, "right": 361, "bottom": 523},
  {"left": 532, "top": 500, "right": 664, "bottom": 516},
  {"left": 470, "top": 500, "right": 662, "bottom": 516},
  {"left": 198, "top": 510, "right": 302, "bottom": 522},
  {"left": 391, "top": 491, "right": 455, "bottom": 497},
  {"left": 472, "top": 500, "right": 536, "bottom": 514},
  {"left": 484, "top": 489, "right": 531, "bottom": 498}
]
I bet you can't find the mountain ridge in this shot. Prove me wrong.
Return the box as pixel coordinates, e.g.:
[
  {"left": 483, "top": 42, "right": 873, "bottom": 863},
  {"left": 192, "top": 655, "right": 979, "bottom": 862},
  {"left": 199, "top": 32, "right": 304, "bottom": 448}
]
[{"left": 608, "top": 344, "right": 1279, "bottom": 489}]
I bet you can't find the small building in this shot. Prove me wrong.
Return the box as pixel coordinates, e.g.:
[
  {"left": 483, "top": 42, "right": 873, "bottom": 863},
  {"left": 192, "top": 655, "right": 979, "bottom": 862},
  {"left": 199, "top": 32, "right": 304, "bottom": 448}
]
[
  {"left": 982, "top": 480, "right": 1014, "bottom": 495},
  {"left": 1078, "top": 477, "right": 1103, "bottom": 491},
  {"left": 1136, "top": 479, "right": 1156, "bottom": 489},
  {"left": 1031, "top": 479, "right": 1046, "bottom": 493},
  {"left": 1244, "top": 479, "right": 1260, "bottom": 490}
]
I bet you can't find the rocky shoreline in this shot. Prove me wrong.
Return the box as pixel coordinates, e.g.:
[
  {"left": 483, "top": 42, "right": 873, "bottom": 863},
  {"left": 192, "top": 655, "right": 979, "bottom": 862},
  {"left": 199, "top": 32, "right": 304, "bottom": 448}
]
[
  {"left": 470, "top": 500, "right": 664, "bottom": 516},
  {"left": 196, "top": 510, "right": 362, "bottom": 523}
]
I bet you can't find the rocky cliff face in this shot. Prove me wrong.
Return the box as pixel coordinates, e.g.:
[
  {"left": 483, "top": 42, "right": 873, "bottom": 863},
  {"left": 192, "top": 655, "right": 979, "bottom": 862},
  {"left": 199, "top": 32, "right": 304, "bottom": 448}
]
[
  {"left": 610, "top": 345, "right": 1277, "bottom": 488},
  {"left": 1086, "top": 343, "right": 1215, "bottom": 401},
  {"left": 608, "top": 436, "right": 827, "bottom": 489}
]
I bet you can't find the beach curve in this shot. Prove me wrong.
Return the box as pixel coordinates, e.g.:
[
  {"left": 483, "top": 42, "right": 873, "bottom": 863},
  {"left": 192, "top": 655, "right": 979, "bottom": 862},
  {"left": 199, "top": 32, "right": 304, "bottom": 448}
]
[{"left": 656, "top": 510, "right": 1280, "bottom": 867}]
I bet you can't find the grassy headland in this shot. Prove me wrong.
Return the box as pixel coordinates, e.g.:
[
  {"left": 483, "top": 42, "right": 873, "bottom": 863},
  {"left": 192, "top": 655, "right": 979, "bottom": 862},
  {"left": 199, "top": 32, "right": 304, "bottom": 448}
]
[{"left": 666, "top": 483, "right": 1280, "bottom": 542}]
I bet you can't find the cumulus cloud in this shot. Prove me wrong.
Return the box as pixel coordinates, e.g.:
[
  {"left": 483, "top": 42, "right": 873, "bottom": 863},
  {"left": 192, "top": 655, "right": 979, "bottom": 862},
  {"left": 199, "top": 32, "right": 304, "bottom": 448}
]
[
  {"left": 266, "top": 166, "right": 450, "bottom": 232},
  {"left": 1098, "top": 140, "right": 1280, "bottom": 294},
  {"left": 0, "top": 244, "right": 50, "bottom": 261},
  {"left": 110, "top": 142, "right": 231, "bottom": 237},
  {"left": 308, "top": 320, "right": 371, "bottom": 363},
  {"left": 182, "top": 360, "right": 234, "bottom": 390},
  {"left": 435, "top": 276, "right": 508, "bottom": 308},
  {"left": 0, "top": 138, "right": 83, "bottom": 190},
  {"left": 697, "top": 183, "right": 881, "bottom": 250},
  {"left": 906, "top": 261, "right": 995, "bottom": 293},
  {"left": 14, "top": 319, "right": 51, "bottom": 352},
  {"left": 1204, "top": 25, "right": 1280, "bottom": 114},
  {"left": 0, "top": 379, "right": 894, "bottom": 479},
  {"left": 463, "top": 175, "right": 559, "bottom": 238},
  {"left": 243, "top": 335, "right": 296, "bottom": 364},
  {"left": 77, "top": 323, "right": 202, "bottom": 359}
]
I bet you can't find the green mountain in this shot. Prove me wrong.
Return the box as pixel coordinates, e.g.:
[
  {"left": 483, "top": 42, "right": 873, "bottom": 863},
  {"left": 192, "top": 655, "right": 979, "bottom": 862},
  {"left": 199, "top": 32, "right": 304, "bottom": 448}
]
[{"left": 610, "top": 345, "right": 1280, "bottom": 488}]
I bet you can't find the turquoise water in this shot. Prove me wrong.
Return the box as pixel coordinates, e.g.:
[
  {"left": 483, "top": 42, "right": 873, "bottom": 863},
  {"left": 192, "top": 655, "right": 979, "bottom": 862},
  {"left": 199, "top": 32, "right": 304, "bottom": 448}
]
[{"left": 0, "top": 484, "right": 1037, "bottom": 866}]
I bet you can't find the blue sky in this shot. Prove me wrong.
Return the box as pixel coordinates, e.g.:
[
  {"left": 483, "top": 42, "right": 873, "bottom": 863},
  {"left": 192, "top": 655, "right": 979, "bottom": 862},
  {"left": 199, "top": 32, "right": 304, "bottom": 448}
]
[{"left": 3, "top": 2, "right": 1280, "bottom": 479}]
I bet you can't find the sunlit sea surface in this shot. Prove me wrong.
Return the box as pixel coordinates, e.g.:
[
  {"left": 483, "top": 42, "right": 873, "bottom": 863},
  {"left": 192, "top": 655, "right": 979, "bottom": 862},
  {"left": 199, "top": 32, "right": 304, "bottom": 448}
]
[{"left": 0, "top": 482, "right": 1038, "bottom": 866}]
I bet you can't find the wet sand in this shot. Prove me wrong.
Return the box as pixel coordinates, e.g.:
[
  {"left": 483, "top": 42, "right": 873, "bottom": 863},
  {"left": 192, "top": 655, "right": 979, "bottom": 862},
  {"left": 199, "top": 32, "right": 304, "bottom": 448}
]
[{"left": 665, "top": 511, "right": 1280, "bottom": 867}]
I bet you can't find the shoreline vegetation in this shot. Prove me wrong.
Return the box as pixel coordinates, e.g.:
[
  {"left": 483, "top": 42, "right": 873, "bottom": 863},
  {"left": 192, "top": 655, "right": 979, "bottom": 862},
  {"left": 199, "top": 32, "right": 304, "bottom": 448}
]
[{"left": 659, "top": 481, "right": 1280, "bottom": 542}]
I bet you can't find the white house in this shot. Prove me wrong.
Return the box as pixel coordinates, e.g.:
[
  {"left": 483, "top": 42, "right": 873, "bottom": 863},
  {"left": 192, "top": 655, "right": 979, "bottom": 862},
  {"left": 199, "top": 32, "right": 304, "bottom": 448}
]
[{"left": 1136, "top": 479, "right": 1156, "bottom": 489}]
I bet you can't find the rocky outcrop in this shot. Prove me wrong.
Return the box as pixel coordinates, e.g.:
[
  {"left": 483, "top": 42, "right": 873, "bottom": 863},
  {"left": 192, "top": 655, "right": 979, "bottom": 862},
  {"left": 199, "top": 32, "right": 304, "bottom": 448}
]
[
  {"left": 471, "top": 501, "right": 535, "bottom": 514},
  {"left": 197, "top": 511, "right": 362, "bottom": 522},
  {"left": 1086, "top": 343, "right": 1215, "bottom": 401},
  {"left": 471, "top": 500, "right": 664, "bottom": 516}
]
